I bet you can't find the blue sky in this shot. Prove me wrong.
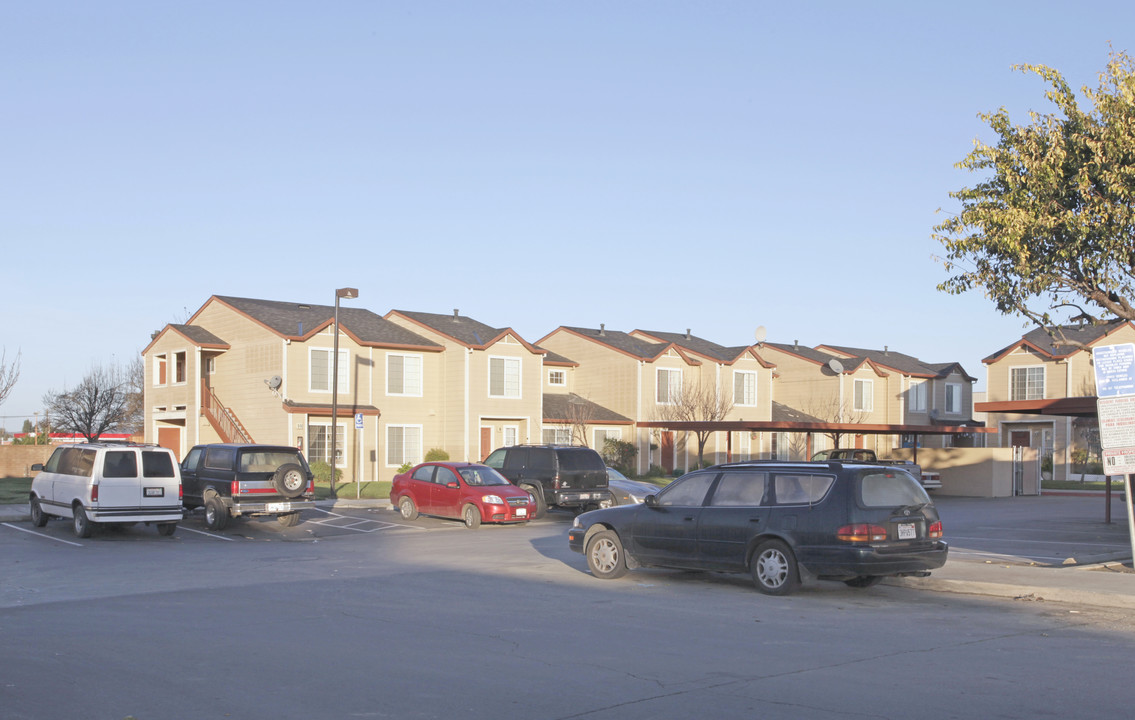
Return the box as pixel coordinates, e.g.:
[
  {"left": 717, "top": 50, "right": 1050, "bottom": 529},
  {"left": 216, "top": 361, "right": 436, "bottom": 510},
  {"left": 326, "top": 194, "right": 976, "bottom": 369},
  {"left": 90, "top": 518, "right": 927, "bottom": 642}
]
[{"left": 2, "top": 1, "right": 1133, "bottom": 427}]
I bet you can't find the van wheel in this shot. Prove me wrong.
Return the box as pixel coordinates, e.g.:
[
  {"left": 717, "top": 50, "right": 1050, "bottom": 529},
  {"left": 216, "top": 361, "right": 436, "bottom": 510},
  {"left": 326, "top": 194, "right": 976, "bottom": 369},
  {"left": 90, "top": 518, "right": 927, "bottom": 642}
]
[
  {"left": 30, "top": 497, "right": 48, "bottom": 527},
  {"left": 157, "top": 522, "right": 177, "bottom": 537},
  {"left": 462, "top": 504, "right": 481, "bottom": 529},
  {"left": 204, "top": 496, "right": 229, "bottom": 531},
  {"left": 844, "top": 575, "right": 883, "bottom": 588},
  {"left": 586, "top": 530, "right": 628, "bottom": 579},
  {"left": 272, "top": 463, "right": 308, "bottom": 498},
  {"left": 523, "top": 485, "right": 546, "bottom": 519},
  {"left": 751, "top": 539, "right": 800, "bottom": 595},
  {"left": 278, "top": 512, "right": 302, "bottom": 527},
  {"left": 72, "top": 505, "right": 92, "bottom": 539}
]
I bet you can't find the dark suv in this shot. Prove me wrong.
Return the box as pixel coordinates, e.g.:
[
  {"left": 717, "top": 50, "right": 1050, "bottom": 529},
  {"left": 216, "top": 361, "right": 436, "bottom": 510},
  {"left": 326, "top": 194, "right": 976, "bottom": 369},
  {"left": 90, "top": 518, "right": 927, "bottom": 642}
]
[
  {"left": 568, "top": 460, "right": 947, "bottom": 595},
  {"left": 180, "top": 443, "right": 315, "bottom": 530},
  {"left": 483, "top": 444, "right": 608, "bottom": 518}
]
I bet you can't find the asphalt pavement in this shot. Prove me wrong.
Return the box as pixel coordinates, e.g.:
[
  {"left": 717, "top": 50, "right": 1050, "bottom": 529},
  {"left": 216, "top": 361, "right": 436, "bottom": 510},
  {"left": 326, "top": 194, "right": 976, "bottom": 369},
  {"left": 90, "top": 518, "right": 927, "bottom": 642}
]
[{"left": 4, "top": 492, "right": 1132, "bottom": 610}]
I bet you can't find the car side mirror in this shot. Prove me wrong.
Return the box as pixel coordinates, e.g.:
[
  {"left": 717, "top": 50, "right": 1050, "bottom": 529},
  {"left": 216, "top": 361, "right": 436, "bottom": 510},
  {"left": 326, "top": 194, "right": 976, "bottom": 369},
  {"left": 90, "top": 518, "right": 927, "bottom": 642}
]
[
  {"left": 644, "top": 494, "right": 659, "bottom": 507},
  {"left": 31, "top": 463, "right": 43, "bottom": 472},
  {"left": 447, "top": 481, "right": 459, "bottom": 489}
]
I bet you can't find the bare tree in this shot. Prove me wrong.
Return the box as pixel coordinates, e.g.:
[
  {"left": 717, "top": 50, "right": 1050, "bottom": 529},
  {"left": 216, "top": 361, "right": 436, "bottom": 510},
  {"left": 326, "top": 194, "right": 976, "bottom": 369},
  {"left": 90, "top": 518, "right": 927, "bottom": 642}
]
[
  {"left": 43, "top": 364, "right": 131, "bottom": 442},
  {"left": 802, "top": 394, "right": 869, "bottom": 450},
  {"left": 564, "top": 394, "right": 597, "bottom": 447},
  {"left": 121, "top": 355, "right": 145, "bottom": 436},
  {"left": 0, "top": 347, "right": 20, "bottom": 409},
  {"left": 655, "top": 377, "right": 734, "bottom": 467}
]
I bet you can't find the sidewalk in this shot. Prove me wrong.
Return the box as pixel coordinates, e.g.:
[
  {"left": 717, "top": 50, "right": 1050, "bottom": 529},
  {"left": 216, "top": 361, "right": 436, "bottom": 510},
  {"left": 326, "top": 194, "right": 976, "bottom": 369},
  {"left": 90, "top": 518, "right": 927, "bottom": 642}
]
[{"left": 2, "top": 500, "right": 1130, "bottom": 609}]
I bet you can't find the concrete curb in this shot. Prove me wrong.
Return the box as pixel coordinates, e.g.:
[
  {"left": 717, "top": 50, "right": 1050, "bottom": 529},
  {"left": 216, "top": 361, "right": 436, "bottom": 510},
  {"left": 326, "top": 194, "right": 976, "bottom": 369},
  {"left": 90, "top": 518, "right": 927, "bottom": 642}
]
[{"left": 886, "top": 572, "right": 1135, "bottom": 611}]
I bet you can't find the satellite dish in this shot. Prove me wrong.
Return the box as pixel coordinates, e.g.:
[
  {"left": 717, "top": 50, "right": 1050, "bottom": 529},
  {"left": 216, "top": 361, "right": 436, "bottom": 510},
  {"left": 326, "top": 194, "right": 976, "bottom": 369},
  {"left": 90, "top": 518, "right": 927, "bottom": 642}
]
[
  {"left": 267, "top": 376, "right": 282, "bottom": 390},
  {"left": 754, "top": 326, "right": 767, "bottom": 344},
  {"left": 827, "top": 359, "right": 844, "bottom": 374}
]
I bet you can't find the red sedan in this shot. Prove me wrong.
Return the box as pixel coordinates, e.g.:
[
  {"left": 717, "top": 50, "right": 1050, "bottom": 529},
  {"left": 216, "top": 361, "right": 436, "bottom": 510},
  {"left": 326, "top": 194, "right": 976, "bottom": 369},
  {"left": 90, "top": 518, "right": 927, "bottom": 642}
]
[{"left": 390, "top": 462, "right": 534, "bottom": 528}]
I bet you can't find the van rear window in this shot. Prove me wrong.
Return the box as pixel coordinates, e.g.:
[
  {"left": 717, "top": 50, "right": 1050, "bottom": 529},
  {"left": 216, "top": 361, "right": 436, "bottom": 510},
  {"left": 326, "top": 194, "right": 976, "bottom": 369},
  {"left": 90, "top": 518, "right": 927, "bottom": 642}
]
[{"left": 142, "top": 451, "right": 176, "bottom": 478}]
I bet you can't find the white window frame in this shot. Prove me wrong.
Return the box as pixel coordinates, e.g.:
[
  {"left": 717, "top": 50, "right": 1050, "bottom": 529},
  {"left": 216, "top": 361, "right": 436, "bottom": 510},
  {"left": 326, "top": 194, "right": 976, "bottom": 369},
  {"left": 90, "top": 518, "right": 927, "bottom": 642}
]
[
  {"left": 153, "top": 354, "right": 168, "bottom": 387},
  {"left": 547, "top": 369, "right": 566, "bottom": 387},
  {"left": 734, "top": 370, "right": 758, "bottom": 407},
  {"left": 593, "top": 427, "right": 622, "bottom": 450},
  {"left": 657, "top": 368, "right": 683, "bottom": 405},
  {"left": 386, "top": 424, "right": 422, "bottom": 467},
  {"left": 1010, "top": 366, "right": 1045, "bottom": 401},
  {"left": 909, "top": 379, "right": 927, "bottom": 413},
  {"left": 307, "top": 422, "right": 347, "bottom": 467},
  {"left": 853, "top": 378, "right": 874, "bottom": 412},
  {"left": 543, "top": 426, "right": 572, "bottom": 444},
  {"left": 386, "top": 353, "right": 423, "bottom": 397},
  {"left": 489, "top": 356, "right": 522, "bottom": 398},
  {"left": 173, "top": 350, "right": 188, "bottom": 386},
  {"left": 310, "top": 348, "right": 349, "bottom": 394},
  {"left": 945, "top": 383, "right": 963, "bottom": 414}
]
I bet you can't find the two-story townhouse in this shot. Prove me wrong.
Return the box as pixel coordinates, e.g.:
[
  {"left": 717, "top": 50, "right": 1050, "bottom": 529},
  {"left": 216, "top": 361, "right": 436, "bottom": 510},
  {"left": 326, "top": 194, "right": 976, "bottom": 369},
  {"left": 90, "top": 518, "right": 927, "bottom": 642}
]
[
  {"left": 538, "top": 325, "right": 716, "bottom": 474},
  {"left": 816, "top": 345, "right": 980, "bottom": 449},
  {"left": 143, "top": 295, "right": 443, "bottom": 483},
  {"left": 981, "top": 319, "right": 1135, "bottom": 481},
  {"left": 630, "top": 329, "right": 776, "bottom": 463},
  {"left": 384, "top": 309, "right": 547, "bottom": 462},
  {"left": 538, "top": 348, "right": 633, "bottom": 449}
]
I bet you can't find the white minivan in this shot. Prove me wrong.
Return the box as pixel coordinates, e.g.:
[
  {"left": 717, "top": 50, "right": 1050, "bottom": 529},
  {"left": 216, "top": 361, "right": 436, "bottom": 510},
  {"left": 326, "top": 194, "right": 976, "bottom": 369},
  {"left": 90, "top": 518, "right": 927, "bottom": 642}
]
[{"left": 30, "top": 443, "right": 183, "bottom": 538}]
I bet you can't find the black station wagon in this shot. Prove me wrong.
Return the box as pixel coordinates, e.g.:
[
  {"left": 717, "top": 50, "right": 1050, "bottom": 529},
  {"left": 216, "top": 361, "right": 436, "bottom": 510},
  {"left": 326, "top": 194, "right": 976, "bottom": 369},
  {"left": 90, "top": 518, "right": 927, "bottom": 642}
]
[{"left": 568, "top": 460, "right": 948, "bottom": 595}]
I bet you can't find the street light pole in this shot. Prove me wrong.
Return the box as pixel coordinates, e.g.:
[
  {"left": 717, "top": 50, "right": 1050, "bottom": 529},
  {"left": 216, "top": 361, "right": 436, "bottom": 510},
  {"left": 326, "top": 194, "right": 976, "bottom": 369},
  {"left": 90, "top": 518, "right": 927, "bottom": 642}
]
[{"left": 329, "top": 287, "right": 358, "bottom": 499}]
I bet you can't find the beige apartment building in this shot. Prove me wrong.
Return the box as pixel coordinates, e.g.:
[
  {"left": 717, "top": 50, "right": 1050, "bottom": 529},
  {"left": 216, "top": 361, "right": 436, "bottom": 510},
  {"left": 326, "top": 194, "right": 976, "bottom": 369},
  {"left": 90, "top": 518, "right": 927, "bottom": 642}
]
[{"left": 980, "top": 320, "right": 1134, "bottom": 481}]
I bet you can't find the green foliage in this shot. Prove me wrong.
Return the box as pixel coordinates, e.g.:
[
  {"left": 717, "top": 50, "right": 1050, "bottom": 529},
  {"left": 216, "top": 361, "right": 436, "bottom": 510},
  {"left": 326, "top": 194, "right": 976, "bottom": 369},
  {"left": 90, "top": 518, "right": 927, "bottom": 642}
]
[
  {"left": 601, "top": 438, "right": 637, "bottom": 474},
  {"left": 424, "top": 448, "right": 450, "bottom": 462},
  {"left": 934, "top": 50, "right": 1135, "bottom": 328},
  {"left": 309, "top": 460, "right": 340, "bottom": 484},
  {"left": 644, "top": 464, "right": 667, "bottom": 478},
  {"left": 398, "top": 462, "right": 413, "bottom": 473}
]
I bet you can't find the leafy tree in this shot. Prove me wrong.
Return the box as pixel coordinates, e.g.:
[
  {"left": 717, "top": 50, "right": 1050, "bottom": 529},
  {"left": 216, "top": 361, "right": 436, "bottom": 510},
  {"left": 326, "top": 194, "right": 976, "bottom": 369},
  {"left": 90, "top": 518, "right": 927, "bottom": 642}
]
[
  {"left": 42, "top": 364, "right": 131, "bottom": 442},
  {"left": 934, "top": 50, "right": 1135, "bottom": 336}
]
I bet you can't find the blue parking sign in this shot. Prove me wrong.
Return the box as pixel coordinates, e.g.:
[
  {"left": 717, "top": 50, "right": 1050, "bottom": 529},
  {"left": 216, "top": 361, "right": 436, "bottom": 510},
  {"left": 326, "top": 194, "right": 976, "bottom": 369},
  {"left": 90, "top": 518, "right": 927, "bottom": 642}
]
[{"left": 1093, "top": 344, "right": 1135, "bottom": 397}]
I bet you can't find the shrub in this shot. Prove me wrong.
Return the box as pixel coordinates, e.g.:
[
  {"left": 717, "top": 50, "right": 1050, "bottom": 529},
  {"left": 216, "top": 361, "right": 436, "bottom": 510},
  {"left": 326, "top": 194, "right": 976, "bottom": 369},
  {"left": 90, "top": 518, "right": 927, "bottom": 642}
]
[
  {"left": 398, "top": 462, "right": 413, "bottom": 473},
  {"left": 601, "top": 438, "right": 637, "bottom": 475},
  {"left": 424, "top": 448, "right": 450, "bottom": 462},
  {"left": 309, "top": 461, "right": 340, "bottom": 484}
]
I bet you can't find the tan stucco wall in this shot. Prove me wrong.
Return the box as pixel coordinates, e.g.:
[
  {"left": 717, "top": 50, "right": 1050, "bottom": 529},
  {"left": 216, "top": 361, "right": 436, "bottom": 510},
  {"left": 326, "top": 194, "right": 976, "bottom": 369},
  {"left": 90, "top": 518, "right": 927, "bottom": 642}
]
[
  {"left": 892, "top": 446, "right": 1019, "bottom": 497},
  {"left": 0, "top": 445, "right": 55, "bottom": 478}
]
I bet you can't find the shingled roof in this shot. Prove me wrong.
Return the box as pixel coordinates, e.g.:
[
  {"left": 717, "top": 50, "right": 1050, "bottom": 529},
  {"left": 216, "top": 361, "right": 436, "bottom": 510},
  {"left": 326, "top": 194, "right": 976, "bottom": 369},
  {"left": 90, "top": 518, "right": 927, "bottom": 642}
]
[
  {"left": 552, "top": 326, "right": 697, "bottom": 363},
  {"left": 388, "top": 309, "right": 542, "bottom": 352},
  {"left": 633, "top": 329, "right": 769, "bottom": 366},
  {"left": 983, "top": 319, "right": 1134, "bottom": 363},
  {"left": 207, "top": 296, "right": 442, "bottom": 350},
  {"left": 543, "top": 393, "right": 632, "bottom": 424},
  {"left": 819, "top": 344, "right": 976, "bottom": 382}
]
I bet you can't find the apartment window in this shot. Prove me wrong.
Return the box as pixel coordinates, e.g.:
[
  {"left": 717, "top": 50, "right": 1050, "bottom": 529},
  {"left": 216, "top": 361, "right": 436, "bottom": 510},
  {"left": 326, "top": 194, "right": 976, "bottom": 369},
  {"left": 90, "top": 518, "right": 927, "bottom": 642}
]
[
  {"left": 771, "top": 432, "right": 790, "bottom": 461},
  {"left": 945, "top": 383, "right": 963, "bottom": 414},
  {"left": 594, "top": 428, "right": 621, "bottom": 450},
  {"left": 853, "top": 379, "right": 873, "bottom": 412},
  {"left": 909, "top": 380, "right": 927, "bottom": 412},
  {"left": 733, "top": 370, "right": 758, "bottom": 407},
  {"left": 502, "top": 426, "right": 518, "bottom": 447},
  {"left": 154, "top": 355, "right": 167, "bottom": 386},
  {"left": 387, "top": 425, "right": 422, "bottom": 466},
  {"left": 387, "top": 353, "right": 422, "bottom": 396},
  {"left": 548, "top": 369, "right": 566, "bottom": 387},
  {"left": 173, "top": 351, "right": 187, "bottom": 384},
  {"left": 310, "top": 348, "right": 349, "bottom": 393},
  {"left": 489, "top": 357, "right": 521, "bottom": 398},
  {"left": 543, "top": 426, "right": 572, "bottom": 444},
  {"left": 657, "top": 368, "right": 682, "bottom": 404},
  {"left": 307, "top": 423, "right": 345, "bottom": 465},
  {"left": 1010, "top": 367, "right": 1044, "bottom": 401}
]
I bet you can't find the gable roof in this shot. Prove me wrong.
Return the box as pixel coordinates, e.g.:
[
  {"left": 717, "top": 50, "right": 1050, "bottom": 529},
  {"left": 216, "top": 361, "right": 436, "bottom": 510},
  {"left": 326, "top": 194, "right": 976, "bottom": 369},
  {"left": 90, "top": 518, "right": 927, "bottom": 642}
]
[
  {"left": 542, "top": 326, "right": 701, "bottom": 364},
  {"left": 142, "top": 323, "right": 230, "bottom": 355},
  {"left": 762, "top": 341, "right": 852, "bottom": 371},
  {"left": 198, "top": 296, "right": 442, "bottom": 351},
  {"left": 819, "top": 344, "right": 976, "bottom": 382},
  {"left": 542, "top": 393, "right": 632, "bottom": 424},
  {"left": 387, "top": 309, "right": 543, "bottom": 353},
  {"left": 983, "top": 319, "right": 1134, "bottom": 364},
  {"left": 632, "top": 329, "right": 775, "bottom": 367}
]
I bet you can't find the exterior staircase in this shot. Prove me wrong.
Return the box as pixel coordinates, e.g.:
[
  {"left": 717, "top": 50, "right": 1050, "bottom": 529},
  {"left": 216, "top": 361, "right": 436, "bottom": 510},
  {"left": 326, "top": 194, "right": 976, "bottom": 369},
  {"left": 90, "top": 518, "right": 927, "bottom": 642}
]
[{"left": 201, "top": 380, "right": 254, "bottom": 444}]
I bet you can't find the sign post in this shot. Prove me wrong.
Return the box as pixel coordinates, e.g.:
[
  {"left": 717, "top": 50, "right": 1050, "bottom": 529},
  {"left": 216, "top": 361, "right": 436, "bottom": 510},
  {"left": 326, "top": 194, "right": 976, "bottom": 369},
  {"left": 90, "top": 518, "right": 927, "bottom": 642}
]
[{"left": 1091, "top": 344, "right": 1135, "bottom": 560}]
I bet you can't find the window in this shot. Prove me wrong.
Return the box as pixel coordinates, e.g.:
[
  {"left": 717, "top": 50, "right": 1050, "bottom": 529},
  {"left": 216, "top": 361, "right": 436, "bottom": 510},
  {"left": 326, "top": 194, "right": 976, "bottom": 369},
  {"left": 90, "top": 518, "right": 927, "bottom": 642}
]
[
  {"left": 548, "top": 369, "right": 566, "bottom": 386},
  {"left": 909, "top": 380, "right": 927, "bottom": 412},
  {"left": 308, "top": 423, "right": 346, "bottom": 465},
  {"left": 657, "top": 368, "right": 682, "bottom": 404},
  {"left": 734, "top": 371, "right": 758, "bottom": 406},
  {"left": 387, "top": 353, "right": 422, "bottom": 396},
  {"left": 154, "top": 354, "right": 167, "bottom": 386},
  {"left": 774, "top": 474, "right": 835, "bottom": 504},
  {"left": 853, "top": 379, "right": 873, "bottom": 412},
  {"left": 489, "top": 357, "right": 521, "bottom": 398},
  {"left": 710, "top": 472, "right": 767, "bottom": 506},
  {"left": 657, "top": 471, "right": 715, "bottom": 507},
  {"left": 174, "top": 351, "right": 187, "bottom": 384},
  {"left": 502, "top": 426, "right": 518, "bottom": 447},
  {"left": 771, "top": 432, "right": 789, "bottom": 461},
  {"left": 945, "top": 383, "right": 963, "bottom": 414},
  {"left": 310, "top": 348, "right": 349, "bottom": 393},
  {"left": 387, "top": 425, "right": 422, "bottom": 466},
  {"left": 594, "top": 428, "right": 621, "bottom": 450},
  {"left": 1011, "top": 367, "right": 1044, "bottom": 401},
  {"left": 543, "top": 426, "right": 572, "bottom": 444}
]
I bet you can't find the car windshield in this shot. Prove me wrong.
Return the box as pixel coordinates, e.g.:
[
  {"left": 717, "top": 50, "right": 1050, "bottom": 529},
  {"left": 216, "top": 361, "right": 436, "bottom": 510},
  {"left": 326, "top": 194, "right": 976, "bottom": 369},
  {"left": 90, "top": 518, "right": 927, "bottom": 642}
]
[
  {"left": 859, "top": 470, "right": 931, "bottom": 508},
  {"left": 239, "top": 451, "right": 305, "bottom": 473},
  {"left": 459, "top": 466, "right": 510, "bottom": 486}
]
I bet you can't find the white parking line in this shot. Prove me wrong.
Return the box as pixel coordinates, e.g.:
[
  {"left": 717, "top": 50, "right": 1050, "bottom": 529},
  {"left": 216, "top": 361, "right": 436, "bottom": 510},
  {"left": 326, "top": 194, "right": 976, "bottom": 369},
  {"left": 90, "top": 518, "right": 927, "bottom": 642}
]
[
  {"left": 309, "top": 507, "right": 423, "bottom": 532},
  {"left": 1, "top": 523, "right": 83, "bottom": 547},
  {"left": 177, "top": 525, "right": 238, "bottom": 541}
]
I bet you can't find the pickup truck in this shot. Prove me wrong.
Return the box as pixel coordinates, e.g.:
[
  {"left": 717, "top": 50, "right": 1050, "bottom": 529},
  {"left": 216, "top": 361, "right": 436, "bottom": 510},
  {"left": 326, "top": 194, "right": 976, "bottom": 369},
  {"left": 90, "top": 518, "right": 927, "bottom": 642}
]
[{"left": 810, "top": 448, "right": 941, "bottom": 490}]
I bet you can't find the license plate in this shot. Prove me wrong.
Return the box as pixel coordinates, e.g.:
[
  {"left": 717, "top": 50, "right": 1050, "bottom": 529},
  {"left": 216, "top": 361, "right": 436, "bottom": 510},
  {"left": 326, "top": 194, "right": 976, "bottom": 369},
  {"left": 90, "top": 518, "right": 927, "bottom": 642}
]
[
  {"left": 516, "top": 508, "right": 527, "bottom": 517},
  {"left": 144, "top": 487, "right": 164, "bottom": 498},
  {"left": 898, "top": 522, "right": 916, "bottom": 540},
  {"left": 266, "top": 502, "right": 292, "bottom": 512}
]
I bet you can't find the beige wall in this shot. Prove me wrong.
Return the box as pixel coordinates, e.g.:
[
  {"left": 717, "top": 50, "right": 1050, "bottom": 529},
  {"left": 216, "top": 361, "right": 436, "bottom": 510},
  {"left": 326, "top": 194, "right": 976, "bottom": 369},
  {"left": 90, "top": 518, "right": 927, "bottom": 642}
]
[
  {"left": 0, "top": 444, "right": 55, "bottom": 478},
  {"left": 893, "top": 446, "right": 1021, "bottom": 497}
]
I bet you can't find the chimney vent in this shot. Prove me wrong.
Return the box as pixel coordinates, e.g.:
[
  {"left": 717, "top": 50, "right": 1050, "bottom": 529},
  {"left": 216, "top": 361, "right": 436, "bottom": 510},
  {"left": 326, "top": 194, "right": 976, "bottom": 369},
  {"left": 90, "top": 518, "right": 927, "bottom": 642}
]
[{"left": 599, "top": 324, "right": 606, "bottom": 336}]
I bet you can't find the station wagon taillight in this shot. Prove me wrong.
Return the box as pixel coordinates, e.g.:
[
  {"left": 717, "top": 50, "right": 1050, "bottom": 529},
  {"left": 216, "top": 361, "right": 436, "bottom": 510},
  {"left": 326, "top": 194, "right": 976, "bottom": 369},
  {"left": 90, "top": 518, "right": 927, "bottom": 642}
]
[
  {"left": 837, "top": 524, "right": 888, "bottom": 543},
  {"left": 928, "top": 521, "right": 943, "bottom": 539}
]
